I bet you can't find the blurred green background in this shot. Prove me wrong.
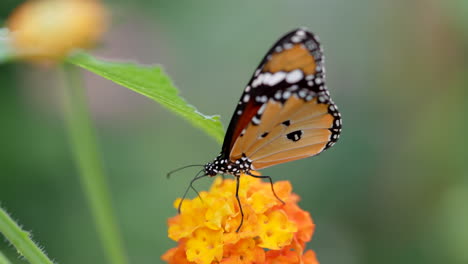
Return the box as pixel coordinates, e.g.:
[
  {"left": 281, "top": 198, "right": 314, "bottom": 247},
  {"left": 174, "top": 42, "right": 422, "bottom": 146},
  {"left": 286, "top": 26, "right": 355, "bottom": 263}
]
[{"left": 1, "top": 0, "right": 467, "bottom": 263}]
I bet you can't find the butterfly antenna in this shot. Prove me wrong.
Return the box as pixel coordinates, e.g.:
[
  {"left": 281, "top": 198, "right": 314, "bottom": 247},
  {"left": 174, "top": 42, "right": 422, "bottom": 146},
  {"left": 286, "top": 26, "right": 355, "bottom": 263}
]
[
  {"left": 178, "top": 169, "right": 208, "bottom": 213},
  {"left": 166, "top": 164, "right": 204, "bottom": 179}
]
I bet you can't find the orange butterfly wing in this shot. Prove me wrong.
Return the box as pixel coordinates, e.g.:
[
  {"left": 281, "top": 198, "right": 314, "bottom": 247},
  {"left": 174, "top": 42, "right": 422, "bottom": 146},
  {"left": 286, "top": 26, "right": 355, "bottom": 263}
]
[{"left": 221, "top": 28, "right": 341, "bottom": 170}]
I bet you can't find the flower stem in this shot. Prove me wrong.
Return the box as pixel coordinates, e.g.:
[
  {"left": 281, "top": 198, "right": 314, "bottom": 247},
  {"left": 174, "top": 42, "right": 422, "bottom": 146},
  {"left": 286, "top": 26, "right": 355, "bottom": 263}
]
[
  {"left": 0, "top": 252, "right": 10, "bottom": 264},
  {"left": 59, "top": 63, "right": 129, "bottom": 264},
  {"left": 0, "top": 250, "right": 11, "bottom": 264},
  {"left": 0, "top": 207, "right": 53, "bottom": 264}
]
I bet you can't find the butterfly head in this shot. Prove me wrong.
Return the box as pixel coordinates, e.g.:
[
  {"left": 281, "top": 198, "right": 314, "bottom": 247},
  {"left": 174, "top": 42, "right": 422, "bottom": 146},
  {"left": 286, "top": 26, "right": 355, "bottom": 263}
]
[{"left": 203, "top": 162, "right": 218, "bottom": 177}]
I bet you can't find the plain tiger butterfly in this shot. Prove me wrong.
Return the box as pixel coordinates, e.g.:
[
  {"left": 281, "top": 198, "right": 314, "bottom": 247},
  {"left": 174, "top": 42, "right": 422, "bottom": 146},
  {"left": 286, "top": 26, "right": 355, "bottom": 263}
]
[{"left": 169, "top": 28, "right": 342, "bottom": 232}]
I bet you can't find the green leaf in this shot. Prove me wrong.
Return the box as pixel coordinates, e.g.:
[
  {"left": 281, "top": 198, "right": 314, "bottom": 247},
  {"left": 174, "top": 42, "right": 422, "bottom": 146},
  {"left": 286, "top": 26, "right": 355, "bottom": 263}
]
[{"left": 67, "top": 52, "right": 224, "bottom": 143}]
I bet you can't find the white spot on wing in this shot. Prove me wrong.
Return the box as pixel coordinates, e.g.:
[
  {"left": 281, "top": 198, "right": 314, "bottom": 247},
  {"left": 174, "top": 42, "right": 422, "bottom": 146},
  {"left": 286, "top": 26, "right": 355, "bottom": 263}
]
[
  {"left": 274, "top": 91, "right": 281, "bottom": 100},
  {"left": 252, "top": 77, "right": 261, "bottom": 88},
  {"left": 296, "top": 30, "right": 305, "bottom": 36},
  {"left": 299, "top": 90, "right": 307, "bottom": 98},
  {"left": 291, "top": 36, "right": 301, "bottom": 43},
  {"left": 264, "top": 71, "right": 286, "bottom": 86},
  {"left": 258, "top": 104, "right": 267, "bottom": 115},
  {"left": 286, "top": 69, "right": 303, "bottom": 84},
  {"left": 252, "top": 73, "right": 267, "bottom": 88},
  {"left": 252, "top": 116, "right": 261, "bottom": 125},
  {"left": 240, "top": 128, "right": 246, "bottom": 136},
  {"left": 288, "top": 85, "right": 299, "bottom": 91}
]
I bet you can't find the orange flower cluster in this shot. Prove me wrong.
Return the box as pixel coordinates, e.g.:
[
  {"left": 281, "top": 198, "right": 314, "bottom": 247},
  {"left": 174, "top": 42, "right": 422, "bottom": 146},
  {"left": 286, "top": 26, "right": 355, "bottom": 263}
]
[{"left": 162, "top": 174, "right": 319, "bottom": 264}]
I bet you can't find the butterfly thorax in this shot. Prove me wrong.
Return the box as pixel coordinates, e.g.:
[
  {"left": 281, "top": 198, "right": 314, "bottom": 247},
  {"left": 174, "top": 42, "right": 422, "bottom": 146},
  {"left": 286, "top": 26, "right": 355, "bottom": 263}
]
[{"left": 204, "top": 154, "right": 253, "bottom": 177}]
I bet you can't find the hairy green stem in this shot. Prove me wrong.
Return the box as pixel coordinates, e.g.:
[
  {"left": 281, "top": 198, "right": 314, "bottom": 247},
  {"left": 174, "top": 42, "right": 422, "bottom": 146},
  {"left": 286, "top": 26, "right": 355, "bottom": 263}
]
[
  {"left": 60, "top": 63, "right": 128, "bottom": 264},
  {"left": 0, "top": 207, "right": 53, "bottom": 264}
]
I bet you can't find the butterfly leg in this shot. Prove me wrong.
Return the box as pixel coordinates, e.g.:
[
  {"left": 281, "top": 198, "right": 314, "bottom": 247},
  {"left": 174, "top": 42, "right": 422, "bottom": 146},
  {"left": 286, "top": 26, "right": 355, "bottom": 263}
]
[
  {"left": 178, "top": 172, "right": 208, "bottom": 214},
  {"left": 190, "top": 185, "right": 204, "bottom": 203},
  {"left": 247, "top": 173, "right": 286, "bottom": 205},
  {"left": 235, "top": 175, "right": 244, "bottom": 233}
]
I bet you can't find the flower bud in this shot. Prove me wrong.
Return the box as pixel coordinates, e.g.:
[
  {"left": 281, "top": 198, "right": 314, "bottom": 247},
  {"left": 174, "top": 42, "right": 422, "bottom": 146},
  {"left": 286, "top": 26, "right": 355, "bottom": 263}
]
[{"left": 7, "top": 0, "right": 107, "bottom": 62}]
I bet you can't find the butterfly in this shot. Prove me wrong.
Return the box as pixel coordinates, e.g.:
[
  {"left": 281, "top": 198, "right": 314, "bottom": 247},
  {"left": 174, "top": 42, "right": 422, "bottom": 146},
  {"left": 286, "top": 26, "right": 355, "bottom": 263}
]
[{"left": 170, "top": 28, "right": 342, "bottom": 232}]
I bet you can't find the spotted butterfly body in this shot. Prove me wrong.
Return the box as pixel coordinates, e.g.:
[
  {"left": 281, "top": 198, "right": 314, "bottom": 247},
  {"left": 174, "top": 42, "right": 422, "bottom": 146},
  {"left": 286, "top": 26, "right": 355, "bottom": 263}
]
[{"left": 203, "top": 28, "right": 341, "bottom": 177}]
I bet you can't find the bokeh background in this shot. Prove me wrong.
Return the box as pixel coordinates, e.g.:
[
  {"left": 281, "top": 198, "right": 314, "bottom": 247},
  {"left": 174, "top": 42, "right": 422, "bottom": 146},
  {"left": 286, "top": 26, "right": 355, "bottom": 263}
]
[{"left": 1, "top": 0, "right": 467, "bottom": 263}]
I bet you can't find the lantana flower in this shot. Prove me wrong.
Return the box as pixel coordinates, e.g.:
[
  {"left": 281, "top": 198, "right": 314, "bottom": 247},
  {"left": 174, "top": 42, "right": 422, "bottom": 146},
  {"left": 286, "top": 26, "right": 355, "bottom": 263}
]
[
  {"left": 6, "top": 0, "right": 107, "bottom": 62},
  {"left": 162, "top": 174, "right": 319, "bottom": 264}
]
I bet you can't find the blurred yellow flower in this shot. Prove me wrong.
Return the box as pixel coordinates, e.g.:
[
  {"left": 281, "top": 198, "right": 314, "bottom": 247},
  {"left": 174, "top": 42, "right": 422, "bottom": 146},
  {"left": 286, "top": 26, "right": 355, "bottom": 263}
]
[
  {"left": 6, "top": 0, "right": 107, "bottom": 62},
  {"left": 162, "top": 175, "right": 319, "bottom": 264}
]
